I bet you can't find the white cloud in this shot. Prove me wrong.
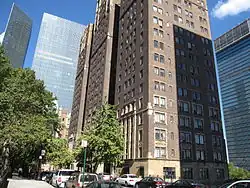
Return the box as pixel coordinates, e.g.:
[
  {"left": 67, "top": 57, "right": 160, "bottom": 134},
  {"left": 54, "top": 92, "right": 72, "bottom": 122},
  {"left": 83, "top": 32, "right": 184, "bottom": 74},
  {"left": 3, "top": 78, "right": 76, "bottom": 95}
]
[{"left": 212, "top": 0, "right": 250, "bottom": 19}]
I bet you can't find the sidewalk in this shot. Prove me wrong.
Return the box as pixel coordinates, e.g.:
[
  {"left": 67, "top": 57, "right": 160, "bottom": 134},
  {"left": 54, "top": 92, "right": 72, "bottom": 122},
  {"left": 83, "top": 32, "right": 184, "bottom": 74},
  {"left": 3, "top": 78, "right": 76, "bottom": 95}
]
[{"left": 8, "top": 179, "right": 53, "bottom": 188}]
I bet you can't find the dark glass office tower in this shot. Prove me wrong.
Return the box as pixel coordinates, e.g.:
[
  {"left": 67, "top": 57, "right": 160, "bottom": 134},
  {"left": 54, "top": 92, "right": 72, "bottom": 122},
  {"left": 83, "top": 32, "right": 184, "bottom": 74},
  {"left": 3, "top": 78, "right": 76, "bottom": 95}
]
[
  {"left": 1, "top": 3, "right": 32, "bottom": 68},
  {"left": 214, "top": 19, "right": 250, "bottom": 170}
]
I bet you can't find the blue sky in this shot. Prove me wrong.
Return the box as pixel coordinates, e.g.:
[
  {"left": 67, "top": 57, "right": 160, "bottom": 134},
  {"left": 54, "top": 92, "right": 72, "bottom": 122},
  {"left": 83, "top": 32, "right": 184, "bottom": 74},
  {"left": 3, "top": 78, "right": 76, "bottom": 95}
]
[{"left": 0, "top": 0, "right": 249, "bottom": 68}]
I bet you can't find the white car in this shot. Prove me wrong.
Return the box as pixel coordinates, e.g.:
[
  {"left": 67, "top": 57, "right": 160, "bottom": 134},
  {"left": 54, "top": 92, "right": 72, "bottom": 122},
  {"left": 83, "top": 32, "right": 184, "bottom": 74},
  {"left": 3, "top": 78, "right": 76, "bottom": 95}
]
[
  {"left": 219, "top": 180, "right": 250, "bottom": 188},
  {"left": 51, "top": 169, "right": 76, "bottom": 188},
  {"left": 116, "top": 174, "right": 141, "bottom": 186}
]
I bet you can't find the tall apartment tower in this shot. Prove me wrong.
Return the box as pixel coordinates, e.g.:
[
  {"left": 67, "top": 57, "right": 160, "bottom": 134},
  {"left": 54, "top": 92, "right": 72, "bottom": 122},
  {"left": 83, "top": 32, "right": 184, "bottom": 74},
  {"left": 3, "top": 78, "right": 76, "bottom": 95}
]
[
  {"left": 115, "top": 0, "right": 227, "bottom": 185},
  {"left": 214, "top": 19, "right": 250, "bottom": 170},
  {"left": 1, "top": 3, "right": 32, "bottom": 68},
  {"left": 69, "top": 24, "right": 94, "bottom": 143},
  {"left": 32, "top": 13, "right": 84, "bottom": 110},
  {"left": 84, "top": 0, "right": 120, "bottom": 124}
]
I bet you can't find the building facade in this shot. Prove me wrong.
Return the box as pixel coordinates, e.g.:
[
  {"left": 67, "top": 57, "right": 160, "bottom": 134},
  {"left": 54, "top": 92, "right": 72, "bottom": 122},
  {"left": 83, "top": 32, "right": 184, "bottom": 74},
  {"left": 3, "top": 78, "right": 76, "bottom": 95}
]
[
  {"left": 214, "top": 19, "right": 250, "bottom": 170},
  {"left": 32, "top": 13, "right": 84, "bottom": 110},
  {"left": 83, "top": 0, "right": 120, "bottom": 124},
  {"left": 69, "top": 24, "right": 94, "bottom": 143},
  {"left": 1, "top": 3, "right": 32, "bottom": 68},
  {"left": 114, "top": 0, "right": 227, "bottom": 185}
]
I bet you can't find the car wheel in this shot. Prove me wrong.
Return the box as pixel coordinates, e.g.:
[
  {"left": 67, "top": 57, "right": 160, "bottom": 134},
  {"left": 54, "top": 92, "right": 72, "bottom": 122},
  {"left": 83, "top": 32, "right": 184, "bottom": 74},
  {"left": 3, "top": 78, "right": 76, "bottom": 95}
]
[{"left": 125, "top": 181, "right": 128, "bottom": 187}]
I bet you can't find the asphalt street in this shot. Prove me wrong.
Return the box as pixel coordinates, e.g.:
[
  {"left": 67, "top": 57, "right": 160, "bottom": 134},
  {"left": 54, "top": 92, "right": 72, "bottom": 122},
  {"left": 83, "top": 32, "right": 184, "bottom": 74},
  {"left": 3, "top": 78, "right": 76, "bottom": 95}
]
[{"left": 8, "top": 179, "right": 53, "bottom": 188}]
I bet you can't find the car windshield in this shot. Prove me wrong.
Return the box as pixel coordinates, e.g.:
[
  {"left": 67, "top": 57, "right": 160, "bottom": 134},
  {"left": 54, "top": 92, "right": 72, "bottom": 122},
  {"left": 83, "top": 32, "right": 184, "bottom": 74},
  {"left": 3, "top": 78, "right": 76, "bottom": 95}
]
[
  {"left": 153, "top": 177, "right": 164, "bottom": 182},
  {"left": 81, "top": 174, "right": 98, "bottom": 182},
  {"left": 59, "top": 171, "right": 75, "bottom": 176},
  {"left": 129, "top": 175, "right": 137, "bottom": 178}
]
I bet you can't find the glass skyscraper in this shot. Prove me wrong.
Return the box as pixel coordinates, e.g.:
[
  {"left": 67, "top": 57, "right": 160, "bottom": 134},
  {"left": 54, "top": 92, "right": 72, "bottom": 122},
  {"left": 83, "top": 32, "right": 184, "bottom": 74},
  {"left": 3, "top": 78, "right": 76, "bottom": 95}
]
[
  {"left": 32, "top": 13, "right": 84, "bottom": 110},
  {"left": 214, "top": 19, "right": 250, "bottom": 170},
  {"left": 1, "top": 3, "right": 32, "bottom": 68}
]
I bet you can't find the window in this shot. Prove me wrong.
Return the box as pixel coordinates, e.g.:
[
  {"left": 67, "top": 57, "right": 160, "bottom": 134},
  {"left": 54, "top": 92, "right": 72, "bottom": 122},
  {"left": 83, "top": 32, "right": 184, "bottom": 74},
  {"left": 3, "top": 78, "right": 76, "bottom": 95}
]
[
  {"left": 182, "top": 168, "right": 193, "bottom": 179},
  {"left": 153, "top": 16, "right": 158, "bottom": 24},
  {"left": 160, "top": 97, "right": 166, "bottom": 107},
  {"left": 139, "top": 147, "right": 143, "bottom": 158},
  {"left": 154, "top": 53, "right": 159, "bottom": 61},
  {"left": 213, "top": 152, "right": 222, "bottom": 161},
  {"left": 155, "top": 112, "right": 166, "bottom": 123},
  {"left": 158, "top": 19, "right": 163, "bottom": 27},
  {"left": 153, "top": 28, "right": 159, "bottom": 36},
  {"left": 192, "top": 92, "right": 201, "bottom": 101},
  {"left": 153, "top": 5, "right": 158, "bottom": 12},
  {"left": 196, "top": 150, "right": 205, "bottom": 160},
  {"left": 211, "top": 122, "right": 220, "bottom": 132},
  {"left": 160, "top": 55, "right": 164, "bottom": 63},
  {"left": 195, "top": 134, "right": 205, "bottom": 145},
  {"left": 182, "top": 149, "right": 192, "bottom": 160},
  {"left": 179, "top": 101, "right": 189, "bottom": 113},
  {"left": 209, "top": 108, "right": 220, "bottom": 119},
  {"left": 194, "top": 118, "right": 204, "bottom": 129},
  {"left": 154, "top": 67, "right": 159, "bottom": 75},
  {"left": 154, "top": 96, "right": 160, "bottom": 106},
  {"left": 155, "top": 147, "right": 166, "bottom": 158},
  {"left": 155, "top": 129, "right": 166, "bottom": 141},
  {"left": 212, "top": 136, "right": 222, "bottom": 147},
  {"left": 180, "top": 132, "right": 192, "bottom": 143},
  {"left": 192, "top": 104, "right": 203, "bottom": 115},
  {"left": 159, "top": 30, "right": 164, "bottom": 38},
  {"left": 160, "top": 68, "right": 165, "bottom": 77},
  {"left": 209, "top": 96, "right": 218, "bottom": 104},
  {"left": 139, "top": 98, "right": 143, "bottom": 109},
  {"left": 216, "top": 169, "right": 225, "bottom": 179},
  {"left": 154, "top": 40, "right": 159, "bottom": 48},
  {"left": 140, "top": 70, "right": 143, "bottom": 78},
  {"left": 177, "top": 6, "right": 182, "bottom": 14},
  {"left": 191, "top": 78, "right": 200, "bottom": 87},
  {"left": 159, "top": 42, "right": 164, "bottom": 50},
  {"left": 178, "top": 88, "right": 188, "bottom": 97},
  {"left": 179, "top": 116, "right": 190, "bottom": 127},
  {"left": 160, "top": 82, "right": 166, "bottom": 91},
  {"left": 154, "top": 81, "right": 160, "bottom": 90},
  {"left": 139, "top": 83, "right": 143, "bottom": 93},
  {"left": 199, "top": 168, "right": 209, "bottom": 180},
  {"left": 158, "top": 8, "right": 163, "bottom": 14},
  {"left": 138, "top": 130, "right": 142, "bottom": 142}
]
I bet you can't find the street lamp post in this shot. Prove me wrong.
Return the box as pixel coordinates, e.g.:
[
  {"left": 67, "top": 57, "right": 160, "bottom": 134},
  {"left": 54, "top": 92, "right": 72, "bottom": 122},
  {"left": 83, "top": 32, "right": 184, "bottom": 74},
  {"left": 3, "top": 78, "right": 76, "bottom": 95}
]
[{"left": 81, "top": 140, "right": 87, "bottom": 186}]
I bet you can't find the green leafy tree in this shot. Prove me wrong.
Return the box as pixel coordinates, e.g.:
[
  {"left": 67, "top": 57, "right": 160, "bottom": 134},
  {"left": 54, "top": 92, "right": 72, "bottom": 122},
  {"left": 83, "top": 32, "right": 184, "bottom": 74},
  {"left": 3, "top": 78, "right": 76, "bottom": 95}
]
[
  {"left": 46, "top": 138, "right": 75, "bottom": 169},
  {"left": 228, "top": 163, "right": 250, "bottom": 180},
  {"left": 0, "top": 46, "right": 59, "bottom": 174},
  {"left": 75, "top": 103, "right": 124, "bottom": 172}
]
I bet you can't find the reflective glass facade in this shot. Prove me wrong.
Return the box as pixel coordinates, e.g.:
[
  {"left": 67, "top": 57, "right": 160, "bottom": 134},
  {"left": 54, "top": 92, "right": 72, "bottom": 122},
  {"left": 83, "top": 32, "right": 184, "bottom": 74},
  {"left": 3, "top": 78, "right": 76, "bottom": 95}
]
[
  {"left": 2, "top": 3, "right": 32, "bottom": 68},
  {"left": 32, "top": 13, "right": 84, "bottom": 110},
  {"left": 215, "top": 19, "right": 250, "bottom": 170}
]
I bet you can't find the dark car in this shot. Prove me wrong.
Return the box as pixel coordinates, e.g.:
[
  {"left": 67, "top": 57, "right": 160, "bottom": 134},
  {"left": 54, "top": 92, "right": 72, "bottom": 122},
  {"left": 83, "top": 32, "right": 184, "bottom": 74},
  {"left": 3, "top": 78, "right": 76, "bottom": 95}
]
[
  {"left": 44, "top": 171, "right": 56, "bottom": 184},
  {"left": 86, "top": 181, "right": 121, "bottom": 188},
  {"left": 135, "top": 177, "right": 168, "bottom": 188},
  {"left": 166, "top": 180, "right": 205, "bottom": 188},
  {"left": 39, "top": 171, "right": 53, "bottom": 181}
]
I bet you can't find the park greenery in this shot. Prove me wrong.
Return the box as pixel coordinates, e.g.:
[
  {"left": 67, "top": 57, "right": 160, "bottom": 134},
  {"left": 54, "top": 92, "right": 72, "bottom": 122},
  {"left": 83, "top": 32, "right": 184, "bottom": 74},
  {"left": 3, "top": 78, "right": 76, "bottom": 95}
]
[
  {"left": 0, "top": 46, "right": 124, "bottom": 174},
  {"left": 228, "top": 163, "right": 250, "bottom": 180},
  {"left": 75, "top": 102, "right": 124, "bottom": 173},
  {"left": 0, "top": 46, "right": 73, "bottom": 174}
]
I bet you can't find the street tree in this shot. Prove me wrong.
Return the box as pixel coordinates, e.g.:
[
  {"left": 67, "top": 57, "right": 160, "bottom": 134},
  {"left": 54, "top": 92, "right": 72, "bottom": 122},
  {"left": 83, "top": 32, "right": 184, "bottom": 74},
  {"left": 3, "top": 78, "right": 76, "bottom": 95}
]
[
  {"left": 0, "top": 46, "right": 59, "bottom": 174},
  {"left": 75, "top": 102, "right": 124, "bottom": 172},
  {"left": 228, "top": 163, "right": 250, "bottom": 180},
  {"left": 46, "top": 138, "right": 75, "bottom": 169}
]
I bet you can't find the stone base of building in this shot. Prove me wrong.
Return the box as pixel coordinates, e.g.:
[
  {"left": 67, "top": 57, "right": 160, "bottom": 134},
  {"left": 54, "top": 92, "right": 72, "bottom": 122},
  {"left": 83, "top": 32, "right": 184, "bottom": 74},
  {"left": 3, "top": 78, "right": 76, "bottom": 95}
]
[{"left": 122, "top": 159, "right": 181, "bottom": 182}]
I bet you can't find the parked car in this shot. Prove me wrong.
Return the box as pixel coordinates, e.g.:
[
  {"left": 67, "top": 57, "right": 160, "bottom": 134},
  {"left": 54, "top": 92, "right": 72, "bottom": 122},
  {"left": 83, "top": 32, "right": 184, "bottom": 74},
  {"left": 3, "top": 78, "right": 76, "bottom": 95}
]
[
  {"left": 51, "top": 169, "right": 77, "bottom": 188},
  {"left": 45, "top": 171, "right": 56, "bottom": 184},
  {"left": 39, "top": 171, "right": 53, "bottom": 181},
  {"left": 167, "top": 180, "right": 204, "bottom": 188},
  {"left": 116, "top": 174, "right": 141, "bottom": 186},
  {"left": 98, "top": 173, "right": 113, "bottom": 181},
  {"left": 86, "top": 181, "right": 121, "bottom": 188},
  {"left": 218, "top": 180, "right": 250, "bottom": 188},
  {"left": 135, "top": 176, "right": 167, "bottom": 188},
  {"left": 65, "top": 172, "right": 98, "bottom": 188}
]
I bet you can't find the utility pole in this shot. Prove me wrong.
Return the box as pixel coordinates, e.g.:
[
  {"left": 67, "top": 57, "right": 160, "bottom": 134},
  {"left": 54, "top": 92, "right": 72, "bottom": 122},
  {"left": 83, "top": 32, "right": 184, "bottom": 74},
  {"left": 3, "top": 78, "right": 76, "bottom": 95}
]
[{"left": 81, "top": 140, "right": 87, "bottom": 186}]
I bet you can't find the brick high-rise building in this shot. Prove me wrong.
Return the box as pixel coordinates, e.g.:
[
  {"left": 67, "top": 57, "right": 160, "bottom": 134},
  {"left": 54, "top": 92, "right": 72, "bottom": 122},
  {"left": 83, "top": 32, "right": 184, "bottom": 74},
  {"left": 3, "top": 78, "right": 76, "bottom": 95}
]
[
  {"left": 69, "top": 24, "right": 94, "bottom": 143},
  {"left": 83, "top": 0, "right": 121, "bottom": 124},
  {"left": 71, "top": 0, "right": 228, "bottom": 185},
  {"left": 114, "top": 0, "right": 227, "bottom": 185}
]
